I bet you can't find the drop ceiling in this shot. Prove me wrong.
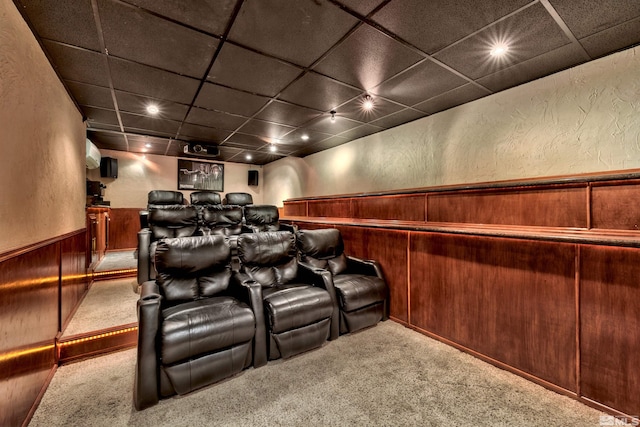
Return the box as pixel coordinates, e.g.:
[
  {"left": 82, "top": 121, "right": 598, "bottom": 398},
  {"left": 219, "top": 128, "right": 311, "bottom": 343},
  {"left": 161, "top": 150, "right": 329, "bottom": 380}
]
[{"left": 14, "top": 0, "right": 640, "bottom": 165}]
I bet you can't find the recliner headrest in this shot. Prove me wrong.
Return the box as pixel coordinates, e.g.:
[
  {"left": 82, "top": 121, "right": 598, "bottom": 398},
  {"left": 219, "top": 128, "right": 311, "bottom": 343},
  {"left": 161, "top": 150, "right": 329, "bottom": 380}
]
[
  {"left": 148, "top": 190, "right": 183, "bottom": 206},
  {"left": 296, "top": 228, "right": 344, "bottom": 260},
  {"left": 224, "top": 192, "right": 253, "bottom": 206},
  {"left": 244, "top": 205, "right": 279, "bottom": 225},
  {"left": 148, "top": 205, "right": 198, "bottom": 226},
  {"left": 237, "top": 231, "right": 296, "bottom": 265},
  {"left": 202, "top": 205, "right": 243, "bottom": 225},
  {"left": 190, "top": 191, "right": 221, "bottom": 205}
]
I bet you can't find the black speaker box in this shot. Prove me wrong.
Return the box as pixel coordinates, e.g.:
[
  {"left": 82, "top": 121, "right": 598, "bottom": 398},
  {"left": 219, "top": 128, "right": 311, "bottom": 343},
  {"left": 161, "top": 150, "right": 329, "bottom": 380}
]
[
  {"left": 248, "top": 170, "right": 259, "bottom": 186},
  {"left": 100, "top": 157, "right": 118, "bottom": 178}
]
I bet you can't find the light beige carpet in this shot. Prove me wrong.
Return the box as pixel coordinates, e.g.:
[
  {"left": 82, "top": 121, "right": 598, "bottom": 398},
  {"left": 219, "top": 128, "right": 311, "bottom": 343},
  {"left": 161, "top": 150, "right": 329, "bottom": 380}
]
[{"left": 31, "top": 321, "right": 604, "bottom": 427}]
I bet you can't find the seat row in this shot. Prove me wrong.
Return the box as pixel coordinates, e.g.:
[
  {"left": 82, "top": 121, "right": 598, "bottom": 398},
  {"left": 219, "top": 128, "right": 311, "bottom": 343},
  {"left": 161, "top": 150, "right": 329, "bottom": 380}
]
[
  {"left": 137, "top": 194, "right": 293, "bottom": 285},
  {"left": 134, "top": 229, "right": 389, "bottom": 410}
]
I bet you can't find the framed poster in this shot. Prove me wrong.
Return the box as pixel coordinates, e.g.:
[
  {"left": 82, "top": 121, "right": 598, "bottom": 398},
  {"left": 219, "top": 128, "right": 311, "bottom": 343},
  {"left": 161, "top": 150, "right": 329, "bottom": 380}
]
[{"left": 178, "top": 159, "right": 224, "bottom": 191}]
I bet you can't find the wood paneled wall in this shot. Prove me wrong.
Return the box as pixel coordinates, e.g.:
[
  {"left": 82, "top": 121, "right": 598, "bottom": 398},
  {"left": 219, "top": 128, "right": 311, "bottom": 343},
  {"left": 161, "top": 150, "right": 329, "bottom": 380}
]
[
  {"left": 284, "top": 170, "right": 640, "bottom": 417},
  {"left": 0, "top": 231, "right": 89, "bottom": 427},
  {"left": 108, "top": 208, "right": 141, "bottom": 250}
]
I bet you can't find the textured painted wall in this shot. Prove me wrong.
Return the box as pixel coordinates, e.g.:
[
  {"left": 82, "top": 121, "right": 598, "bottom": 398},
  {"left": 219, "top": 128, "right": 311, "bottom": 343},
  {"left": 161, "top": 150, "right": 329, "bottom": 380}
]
[
  {"left": 0, "top": 0, "right": 86, "bottom": 253},
  {"left": 87, "top": 150, "right": 264, "bottom": 208},
  {"left": 264, "top": 45, "right": 640, "bottom": 206}
]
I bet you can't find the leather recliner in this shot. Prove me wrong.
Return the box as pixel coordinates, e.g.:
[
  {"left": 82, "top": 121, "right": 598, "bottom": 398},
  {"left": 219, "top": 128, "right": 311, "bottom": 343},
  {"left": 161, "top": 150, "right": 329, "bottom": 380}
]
[
  {"left": 134, "top": 235, "right": 265, "bottom": 410},
  {"left": 236, "top": 231, "right": 339, "bottom": 360},
  {"left": 243, "top": 204, "right": 296, "bottom": 233},
  {"left": 296, "top": 228, "right": 389, "bottom": 334},
  {"left": 139, "top": 190, "right": 184, "bottom": 229},
  {"left": 190, "top": 190, "right": 222, "bottom": 206},
  {"left": 224, "top": 192, "right": 253, "bottom": 206},
  {"left": 137, "top": 205, "right": 198, "bottom": 285}
]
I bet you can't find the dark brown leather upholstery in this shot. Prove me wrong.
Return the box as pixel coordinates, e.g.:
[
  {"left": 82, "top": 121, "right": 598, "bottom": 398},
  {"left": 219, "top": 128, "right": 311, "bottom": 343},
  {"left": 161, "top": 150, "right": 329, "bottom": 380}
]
[
  {"left": 296, "top": 228, "right": 389, "bottom": 334},
  {"left": 200, "top": 205, "right": 243, "bottom": 237},
  {"left": 224, "top": 192, "right": 253, "bottom": 206},
  {"left": 140, "top": 190, "right": 185, "bottom": 228},
  {"left": 137, "top": 205, "right": 198, "bottom": 285},
  {"left": 243, "top": 204, "right": 296, "bottom": 233},
  {"left": 134, "top": 235, "right": 263, "bottom": 410},
  {"left": 190, "top": 190, "right": 221, "bottom": 206},
  {"left": 236, "top": 231, "right": 339, "bottom": 360}
]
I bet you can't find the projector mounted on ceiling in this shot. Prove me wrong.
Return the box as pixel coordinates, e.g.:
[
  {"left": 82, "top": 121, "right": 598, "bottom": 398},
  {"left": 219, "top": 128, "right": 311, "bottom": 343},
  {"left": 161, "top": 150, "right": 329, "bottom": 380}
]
[{"left": 183, "top": 142, "right": 219, "bottom": 157}]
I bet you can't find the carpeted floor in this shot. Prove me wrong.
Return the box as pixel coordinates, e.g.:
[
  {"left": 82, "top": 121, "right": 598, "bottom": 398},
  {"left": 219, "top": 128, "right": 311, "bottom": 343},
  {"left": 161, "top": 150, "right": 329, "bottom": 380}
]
[
  {"left": 30, "top": 321, "right": 604, "bottom": 427},
  {"left": 94, "top": 250, "right": 137, "bottom": 272}
]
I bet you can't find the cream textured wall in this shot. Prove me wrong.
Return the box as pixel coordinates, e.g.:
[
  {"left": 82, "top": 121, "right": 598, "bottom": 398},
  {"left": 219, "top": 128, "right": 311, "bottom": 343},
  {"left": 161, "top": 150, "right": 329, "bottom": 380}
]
[
  {"left": 0, "top": 0, "right": 86, "bottom": 253},
  {"left": 87, "top": 150, "right": 264, "bottom": 208},
  {"left": 264, "top": 45, "right": 640, "bottom": 206}
]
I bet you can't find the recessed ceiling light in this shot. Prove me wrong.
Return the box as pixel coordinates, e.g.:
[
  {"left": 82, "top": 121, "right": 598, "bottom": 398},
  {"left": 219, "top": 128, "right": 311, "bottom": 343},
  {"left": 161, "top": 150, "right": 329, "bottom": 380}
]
[
  {"left": 246, "top": 154, "right": 252, "bottom": 161},
  {"left": 145, "top": 143, "right": 152, "bottom": 148},
  {"left": 362, "top": 95, "right": 374, "bottom": 111},
  {"left": 146, "top": 104, "right": 159, "bottom": 115},
  {"left": 269, "top": 145, "right": 277, "bottom": 152},
  {"left": 301, "top": 134, "right": 309, "bottom": 141},
  {"left": 490, "top": 44, "right": 509, "bottom": 57}
]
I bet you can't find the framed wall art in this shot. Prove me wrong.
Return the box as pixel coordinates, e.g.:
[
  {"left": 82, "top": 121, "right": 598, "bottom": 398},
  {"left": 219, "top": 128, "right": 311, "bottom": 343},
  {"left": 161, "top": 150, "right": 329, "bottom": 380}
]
[{"left": 177, "top": 159, "right": 224, "bottom": 191}]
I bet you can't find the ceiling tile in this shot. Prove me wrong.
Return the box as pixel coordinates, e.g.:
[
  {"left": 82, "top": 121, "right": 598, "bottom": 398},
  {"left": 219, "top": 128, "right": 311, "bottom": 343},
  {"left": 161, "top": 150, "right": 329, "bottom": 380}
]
[
  {"left": 337, "top": 96, "right": 404, "bottom": 123},
  {"left": 548, "top": 0, "right": 640, "bottom": 39},
  {"left": 178, "top": 123, "right": 232, "bottom": 142},
  {"left": 87, "top": 130, "right": 128, "bottom": 150},
  {"left": 335, "top": 0, "right": 387, "bottom": 17},
  {"left": 372, "top": 59, "right": 467, "bottom": 106},
  {"left": 579, "top": 16, "right": 640, "bottom": 59},
  {"left": 109, "top": 57, "right": 200, "bottom": 104},
  {"left": 97, "top": 0, "right": 218, "bottom": 78},
  {"left": 18, "top": 0, "right": 101, "bottom": 51},
  {"left": 305, "top": 115, "right": 362, "bottom": 135},
  {"left": 65, "top": 81, "right": 114, "bottom": 109},
  {"left": 233, "top": 151, "right": 285, "bottom": 165},
  {"left": 185, "top": 107, "right": 248, "bottom": 131},
  {"left": 127, "top": 134, "right": 171, "bottom": 155},
  {"left": 369, "top": 108, "right": 427, "bottom": 129},
  {"left": 207, "top": 43, "right": 302, "bottom": 96},
  {"left": 228, "top": 0, "right": 358, "bottom": 67},
  {"left": 292, "top": 135, "right": 350, "bottom": 156},
  {"left": 413, "top": 84, "right": 489, "bottom": 114},
  {"left": 476, "top": 43, "right": 588, "bottom": 93},
  {"left": 224, "top": 133, "right": 273, "bottom": 149},
  {"left": 255, "top": 100, "right": 323, "bottom": 127},
  {"left": 115, "top": 91, "right": 189, "bottom": 121},
  {"left": 120, "top": 112, "right": 181, "bottom": 136},
  {"left": 279, "top": 71, "right": 362, "bottom": 111},
  {"left": 337, "top": 124, "right": 385, "bottom": 140},
  {"left": 279, "top": 129, "right": 334, "bottom": 146},
  {"left": 86, "top": 122, "right": 122, "bottom": 132},
  {"left": 433, "top": 3, "right": 572, "bottom": 80},
  {"left": 42, "top": 41, "right": 109, "bottom": 86},
  {"left": 120, "top": 0, "right": 238, "bottom": 35},
  {"left": 313, "top": 24, "right": 424, "bottom": 90},
  {"left": 82, "top": 106, "right": 120, "bottom": 126},
  {"left": 195, "top": 82, "right": 270, "bottom": 116},
  {"left": 371, "top": 0, "right": 531, "bottom": 54},
  {"left": 237, "top": 119, "right": 296, "bottom": 140}
]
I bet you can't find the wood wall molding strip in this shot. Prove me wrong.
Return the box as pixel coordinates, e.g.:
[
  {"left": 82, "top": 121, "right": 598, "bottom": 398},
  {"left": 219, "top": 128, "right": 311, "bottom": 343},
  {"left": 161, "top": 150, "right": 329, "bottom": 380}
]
[{"left": 0, "top": 228, "right": 86, "bottom": 264}]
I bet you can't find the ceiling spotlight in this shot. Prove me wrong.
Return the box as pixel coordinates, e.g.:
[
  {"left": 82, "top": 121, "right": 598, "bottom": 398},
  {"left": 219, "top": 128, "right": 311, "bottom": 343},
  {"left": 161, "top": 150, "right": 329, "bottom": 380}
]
[
  {"left": 146, "top": 104, "right": 159, "bottom": 115},
  {"left": 330, "top": 110, "right": 336, "bottom": 122},
  {"left": 145, "top": 143, "right": 152, "bottom": 148},
  {"left": 301, "top": 134, "right": 309, "bottom": 141},
  {"left": 490, "top": 44, "right": 509, "bottom": 57},
  {"left": 362, "top": 95, "right": 374, "bottom": 111},
  {"left": 269, "top": 144, "right": 277, "bottom": 152},
  {"left": 246, "top": 154, "right": 252, "bottom": 161}
]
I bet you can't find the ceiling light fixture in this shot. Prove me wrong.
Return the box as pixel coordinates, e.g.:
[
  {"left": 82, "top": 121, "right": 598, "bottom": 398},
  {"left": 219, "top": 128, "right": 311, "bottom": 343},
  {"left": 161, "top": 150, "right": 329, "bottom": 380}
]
[
  {"left": 330, "top": 110, "right": 336, "bottom": 122},
  {"left": 246, "top": 154, "right": 252, "bottom": 161},
  {"left": 146, "top": 104, "right": 159, "bottom": 115},
  {"left": 145, "top": 143, "right": 151, "bottom": 148},
  {"left": 269, "top": 144, "right": 277, "bottom": 152},
  {"left": 362, "top": 95, "right": 374, "bottom": 111},
  {"left": 301, "top": 134, "right": 309, "bottom": 141},
  {"left": 490, "top": 44, "right": 509, "bottom": 57}
]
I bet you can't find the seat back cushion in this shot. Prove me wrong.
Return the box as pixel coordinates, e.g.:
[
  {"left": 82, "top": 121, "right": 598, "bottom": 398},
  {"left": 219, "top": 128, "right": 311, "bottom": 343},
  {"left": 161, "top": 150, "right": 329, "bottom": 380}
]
[
  {"left": 237, "top": 231, "right": 298, "bottom": 287},
  {"left": 190, "top": 191, "right": 221, "bottom": 205},
  {"left": 244, "top": 205, "right": 280, "bottom": 231},
  {"left": 201, "top": 205, "right": 243, "bottom": 236},
  {"left": 148, "top": 206, "right": 198, "bottom": 239},
  {"left": 148, "top": 190, "right": 183, "bottom": 206},
  {"left": 225, "top": 192, "right": 253, "bottom": 206},
  {"left": 296, "top": 228, "right": 347, "bottom": 275},
  {"left": 155, "top": 235, "right": 232, "bottom": 301}
]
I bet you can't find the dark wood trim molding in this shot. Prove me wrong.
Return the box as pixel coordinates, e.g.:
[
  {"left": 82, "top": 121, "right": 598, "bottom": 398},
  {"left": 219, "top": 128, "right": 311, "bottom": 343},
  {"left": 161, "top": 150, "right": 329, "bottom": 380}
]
[{"left": 0, "top": 228, "right": 86, "bottom": 263}]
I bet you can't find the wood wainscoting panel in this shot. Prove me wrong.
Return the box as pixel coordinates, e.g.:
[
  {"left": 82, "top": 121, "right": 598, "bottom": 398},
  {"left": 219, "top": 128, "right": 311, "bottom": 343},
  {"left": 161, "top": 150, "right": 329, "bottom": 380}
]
[
  {"left": 308, "top": 199, "right": 351, "bottom": 218},
  {"left": 409, "top": 232, "right": 577, "bottom": 390},
  {"left": 60, "top": 232, "right": 90, "bottom": 332},
  {"left": 352, "top": 194, "right": 426, "bottom": 221},
  {"left": 580, "top": 245, "right": 640, "bottom": 416},
  {"left": 109, "top": 208, "right": 141, "bottom": 250},
  {"left": 427, "top": 187, "right": 587, "bottom": 227},
  {"left": 0, "top": 242, "right": 60, "bottom": 427},
  {"left": 591, "top": 182, "right": 640, "bottom": 231},
  {"left": 283, "top": 201, "right": 307, "bottom": 217},
  {"left": 337, "top": 226, "right": 409, "bottom": 323}
]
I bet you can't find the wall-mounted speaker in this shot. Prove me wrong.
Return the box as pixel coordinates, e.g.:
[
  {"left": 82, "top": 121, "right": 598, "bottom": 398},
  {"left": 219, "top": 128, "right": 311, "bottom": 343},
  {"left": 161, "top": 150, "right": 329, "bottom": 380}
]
[
  {"left": 100, "top": 157, "right": 118, "bottom": 178},
  {"left": 248, "top": 170, "right": 259, "bottom": 186}
]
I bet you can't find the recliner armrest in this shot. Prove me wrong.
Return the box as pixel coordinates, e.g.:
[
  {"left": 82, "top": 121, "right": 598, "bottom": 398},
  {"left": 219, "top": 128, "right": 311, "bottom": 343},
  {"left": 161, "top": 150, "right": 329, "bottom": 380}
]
[
  {"left": 134, "top": 280, "right": 161, "bottom": 410},
  {"left": 298, "top": 262, "right": 339, "bottom": 340},
  {"left": 137, "top": 229, "right": 152, "bottom": 285},
  {"left": 346, "top": 256, "right": 383, "bottom": 278},
  {"left": 231, "top": 273, "right": 267, "bottom": 368}
]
